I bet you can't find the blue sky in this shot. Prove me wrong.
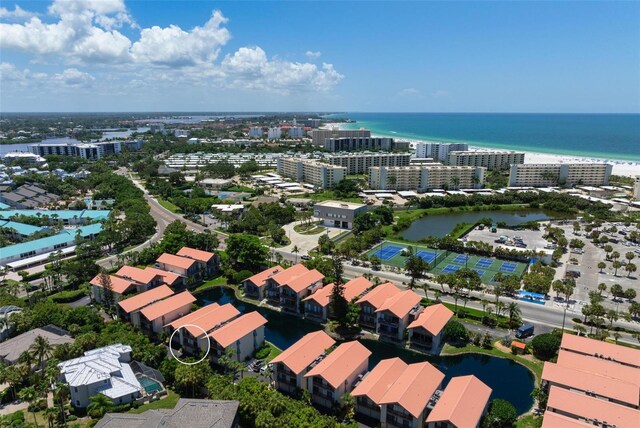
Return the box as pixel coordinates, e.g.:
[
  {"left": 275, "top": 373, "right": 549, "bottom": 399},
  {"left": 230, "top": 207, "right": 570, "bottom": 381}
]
[{"left": 1, "top": 1, "right": 639, "bottom": 112}]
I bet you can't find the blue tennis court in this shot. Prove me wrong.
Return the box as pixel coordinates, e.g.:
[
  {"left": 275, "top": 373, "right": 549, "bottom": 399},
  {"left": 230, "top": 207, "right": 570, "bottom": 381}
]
[
  {"left": 373, "top": 245, "right": 403, "bottom": 260},
  {"left": 476, "top": 258, "right": 493, "bottom": 268},
  {"left": 416, "top": 250, "right": 436, "bottom": 264},
  {"left": 500, "top": 262, "right": 518, "bottom": 273},
  {"left": 452, "top": 255, "right": 470, "bottom": 264},
  {"left": 441, "top": 264, "right": 461, "bottom": 274},
  {"left": 473, "top": 269, "right": 485, "bottom": 277}
]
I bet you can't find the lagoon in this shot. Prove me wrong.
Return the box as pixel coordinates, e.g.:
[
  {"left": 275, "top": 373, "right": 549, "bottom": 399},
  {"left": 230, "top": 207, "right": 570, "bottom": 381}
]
[
  {"left": 196, "top": 287, "right": 535, "bottom": 414},
  {"left": 402, "top": 209, "right": 554, "bottom": 240}
]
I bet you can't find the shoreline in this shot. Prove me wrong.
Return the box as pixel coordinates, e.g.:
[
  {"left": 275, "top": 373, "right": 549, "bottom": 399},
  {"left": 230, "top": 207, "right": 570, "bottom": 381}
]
[{"left": 327, "top": 123, "right": 640, "bottom": 177}]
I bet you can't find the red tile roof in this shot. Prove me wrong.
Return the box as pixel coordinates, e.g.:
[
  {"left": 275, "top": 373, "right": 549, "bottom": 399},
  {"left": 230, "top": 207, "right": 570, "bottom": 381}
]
[
  {"left": 375, "top": 289, "right": 422, "bottom": 318},
  {"left": 90, "top": 274, "right": 136, "bottom": 295},
  {"left": 270, "top": 264, "right": 309, "bottom": 286},
  {"left": 351, "top": 358, "right": 408, "bottom": 405},
  {"left": 356, "top": 282, "right": 401, "bottom": 310},
  {"left": 303, "top": 277, "right": 373, "bottom": 308},
  {"left": 556, "top": 351, "right": 640, "bottom": 386},
  {"left": 143, "top": 267, "right": 181, "bottom": 286},
  {"left": 209, "top": 311, "right": 267, "bottom": 348},
  {"left": 379, "top": 362, "right": 445, "bottom": 418},
  {"left": 541, "top": 411, "right": 594, "bottom": 428},
  {"left": 284, "top": 269, "right": 324, "bottom": 293},
  {"left": 304, "top": 341, "right": 371, "bottom": 389},
  {"left": 426, "top": 375, "right": 492, "bottom": 428},
  {"left": 118, "top": 285, "right": 175, "bottom": 314},
  {"left": 176, "top": 246, "right": 216, "bottom": 263},
  {"left": 245, "top": 266, "right": 284, "bottom": 289},
  {"left": 140, "top": 291, "right": 196, "bottom": 321},
  {"left": 116, "top": 265, "right": 159, "bottom": 285},
  {"left": 561, "top": 333, "right": 640, "bottom": 368},
  {"left": 169, "top": 303, "right": 241, "bottom": 338},
  {"left": 156, "top": 253, "right": 196, "bottom": 270},
  {"left": 271, "top": 331, "right": 335, "bottom": 375},
  {"left": 407, "top": 304, "right": 453, "bottom": 336},
  {"left": 167, "top": 303, "right": 220, "bottom": 330}
]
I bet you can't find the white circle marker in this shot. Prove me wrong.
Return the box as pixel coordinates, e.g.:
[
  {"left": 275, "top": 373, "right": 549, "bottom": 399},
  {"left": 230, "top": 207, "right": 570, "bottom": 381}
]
[{"left": 169, "top": 324, "right": 211, "bottom": 365}]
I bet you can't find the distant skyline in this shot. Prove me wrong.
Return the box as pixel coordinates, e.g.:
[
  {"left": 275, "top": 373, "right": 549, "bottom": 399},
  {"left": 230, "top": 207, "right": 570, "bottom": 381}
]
[{"left": 1, "top": 1, "right": 639, "bottom": 113}]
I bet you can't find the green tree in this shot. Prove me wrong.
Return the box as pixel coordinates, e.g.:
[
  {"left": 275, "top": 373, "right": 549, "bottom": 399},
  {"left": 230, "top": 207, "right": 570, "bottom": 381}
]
[
  {"left": 482, "top": 399, "right": 517, "bottom": 428},
  {"left": 597, "top": 261, "right": 606, "bottom": 273},
  {"left": 18, "top": 386, "right": 40, "bottom": 426},
  {"left": 30, "top": 335, "right": 53, "bottom": 373},
  {"left": 99, "top": 272, "right": 114, "bottom": 310},
  {"left": 405, "top": 255, "right": 429, "bottom": 289},
  {"left": 530, "top": 332, "right": 561, "bottom": 361},
  {"left": 174, "top": 359, "right": 213, "bottom": 398},
  {"left": 226, "top": 234, "right": 268, "bottom": 271},
  {"left": 87, "top": 393, "right": 114, "bottom": 419},
  {"left": 507, "top": 302, "right": 521, "bottom": 328},
  {"left": 443, "top": 320, "right": 469, "bottom": 343}
]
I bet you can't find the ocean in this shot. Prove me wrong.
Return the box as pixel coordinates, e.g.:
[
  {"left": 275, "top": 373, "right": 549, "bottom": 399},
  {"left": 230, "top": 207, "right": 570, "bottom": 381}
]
[{"left": 330, "top": 113, "right": 640, "bottom": 161}]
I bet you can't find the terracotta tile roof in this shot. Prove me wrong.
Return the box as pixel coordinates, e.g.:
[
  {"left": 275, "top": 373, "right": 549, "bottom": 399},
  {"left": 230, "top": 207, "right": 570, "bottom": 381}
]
[
  {"left": 115, "top": 265, "right": 159, "bottom": 285},
  {"left": 351, "top": 358, "right": 407, "bottom": 404},
  {"left": 143, "top": 267, "right": 181, "bottom": 286},
  {"left": 156, "top": 253, "right": 196, "bottom": 270},
  {"left": 511, "top": 341, "right": 526, "bottom": 349},
  {"left": 407, "top": 304, "right": 453, "bottom": 336},
  {"left": 426, "top": 375, "right": 492, "bottom": 428},
  {"left": 245, "top": 266, "right": 284, "bottom": 289},
  {"left": 304, "top": 341, "right": 371, "bottom": 389},
  {"left": 303, "top": 277, "right": 373, "bottom": 308},
  {"left": 556, "top": 351, "right": 640, "bottom": 386},
  {"left": 542, "top": 362, "right": 639, "bottom": 407},
  {"left": 90, "top": 274, "right": 136, "bottom": 295},
  {"left": 168, "top": 303, "right": 220, "bottom": 330},
  {"left": 118, "top": 285, "right": 175, "bottom": 314},
  {"left": 356, "top": 282, "right": 401, "bottom": 310},
  {"left": 379, "top": 362, "right": 445, "bottom": 418},
  {"left": 270, "top": 264, "right": 309, "bottom": 286},
  {"left": 284, "top": 269, "right": 324, "bottom": 293},
  {"left": 561, "top": 333, "right": 640, "bottom": 368},
  {"left": 140, "top": 291, "right": 196, "bottom": 321},
  {"left": 208, "top": 311, "right": 267, "bottom": 348},
  {"left": 176, "top": 247, "right": 216, "bottom": 263},
  {"left": 170, "top": 303, "right": 240, "bottom": 338},
  {"left": 541, "top": 411, "right": 596, "bottom": 428},
  {"left": 271, "top": 331, "right": 335, "bottom": 375},
  {"left": 546, "top": 386, "right": 640, "bottom": 428},
  {"left": 375, "top": 289, "right": 422, "bottom": 318}
]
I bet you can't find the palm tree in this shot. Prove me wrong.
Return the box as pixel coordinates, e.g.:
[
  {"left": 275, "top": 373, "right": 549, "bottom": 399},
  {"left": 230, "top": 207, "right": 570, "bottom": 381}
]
[
  {"left": 87, "top": 393, "right": 114, "bottom": 419},
  {"left": 18, "top": 386, "right": 39, "bottom": 426},
  {"left": 597, "top": 283, "right": 607, "bottom": 296},
  {"left": 507, "top": 302, "right": 521, "bottom": 328},
  {"left": 292, "top": 245, "right": 300, "bottom": 264},
  {"left": 31, "top": 335, "right": 53, "bottom": 373},
  {"left": 625, "top": 262, "right": 637, "bottom": 278},
  {"left": 597, "top": 261, "right": 606, "bottom": 273}
]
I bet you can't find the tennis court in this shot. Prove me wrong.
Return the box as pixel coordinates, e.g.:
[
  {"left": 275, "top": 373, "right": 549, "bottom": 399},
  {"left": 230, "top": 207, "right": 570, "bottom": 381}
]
[
  {"left": 452, "top": 255, "right": 470, "bottom": 264},
  {"left": 416, "top": 250, "right": 437, "bottom": 264},
  {"left": 441, "top": 264, "right": 461, "bottom": 274},
  {"left": 473, "top": 268, "right": 485, "bottom": 277},
  {"left": 476, "top": 258, "right": 494, "bottom": 268},
  {"left": 500, "top": 262, "right": 518, "bottom": 273},
  {"left": 372, "top": 244, "right": 403, "bottom": 261}
]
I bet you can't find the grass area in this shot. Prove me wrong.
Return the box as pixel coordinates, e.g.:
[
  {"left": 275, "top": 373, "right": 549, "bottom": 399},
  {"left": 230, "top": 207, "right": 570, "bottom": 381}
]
[
  {"left": 193, "top": 276, "right": 229, "bottom": 292},
  {"left": 309, "top": 190, "right": 362, "bottom": 204},
  {"left": 262, "top": 236, "right": 291, "bottom": 248},
  {"left": 443, "top": 341, "right": 543, "bottom": 382},
  {"left": 516, "top": 414, "right": 543, "bottom": 428},
  {"left": 157, "top": 197, "right": 181, "bottom": 213},
  {"left": 128, "top": 390, "right": 180, "bottom": 414},
  {"left": 293, "top": 223, "right": 325, "bottom": 235},
  {"left": 263, "top": 341, "right": 282, "bottom": 362}
]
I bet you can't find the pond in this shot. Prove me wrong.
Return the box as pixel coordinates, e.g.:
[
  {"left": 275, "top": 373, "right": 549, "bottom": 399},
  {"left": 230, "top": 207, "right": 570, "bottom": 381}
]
[
  {"left": 402, "top": 209, "right": 556, "bottom": 240},
  {"left": 196, "top": 287, "right": 535, "bottom": 414}
]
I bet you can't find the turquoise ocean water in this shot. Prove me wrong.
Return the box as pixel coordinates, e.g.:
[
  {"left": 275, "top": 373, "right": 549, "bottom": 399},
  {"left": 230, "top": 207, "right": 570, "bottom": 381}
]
[{"left": 329, "top": 113, "right": 640, "bottom": 161}]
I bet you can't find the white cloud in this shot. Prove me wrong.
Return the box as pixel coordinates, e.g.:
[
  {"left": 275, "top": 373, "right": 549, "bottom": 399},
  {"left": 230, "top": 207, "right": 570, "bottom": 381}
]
[
  {"left": 399, "top": 88, "right": 419, "bottom": 96},
  {"left": 432, "top": 89, "right": 449, "bottom": 98},
  {"left": 53, "top": 68, "right": 95, "bottom": 87},
  {"left": 0, "top": 5, "right": 37, "bottom": 20},
  {"left": 305, "top": 50, "right": 321, "bottom": 59}
]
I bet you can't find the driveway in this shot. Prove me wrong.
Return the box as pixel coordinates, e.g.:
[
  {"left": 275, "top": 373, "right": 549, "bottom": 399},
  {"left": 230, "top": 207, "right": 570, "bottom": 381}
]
[{"left": 280, "top": 220, "right": 345, "bottom": 255}]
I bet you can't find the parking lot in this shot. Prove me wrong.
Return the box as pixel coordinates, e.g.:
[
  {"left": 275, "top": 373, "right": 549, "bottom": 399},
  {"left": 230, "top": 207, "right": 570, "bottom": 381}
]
[{"left": 466, "top": 225, "right": 549, "bottom": 253}]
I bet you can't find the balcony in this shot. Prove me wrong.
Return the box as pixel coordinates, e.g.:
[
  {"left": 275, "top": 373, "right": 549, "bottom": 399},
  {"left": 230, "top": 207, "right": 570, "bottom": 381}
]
[
  {"left": 359, "top": 315, "right": 376, "bottom": 329},
  {"left": 378, "top": 317, "right": 399, "bottom": 328},
  {"left": 410, "top": 336, "right": 433, "bottom": 350}
]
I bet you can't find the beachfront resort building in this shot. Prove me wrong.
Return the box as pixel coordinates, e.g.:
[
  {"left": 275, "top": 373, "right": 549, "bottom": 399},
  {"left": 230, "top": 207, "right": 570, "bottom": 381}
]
[
  {"left": 304, "top": 341, "right": 371, "bottom": 408},
  {"left": 324, "top": 137, "right": 409, "bottom": 152},
  {"left": 303, "top": 277, "right": 373, "bottom": 321},
  {"left": 407, "top": 303, "right": 454, "bottom": 354},
  {"left": 324, "top": 153, "right": 412, "bottom": 175},
  {"left": 276, "top": 158, "right": 346, "bottom": 189},
  {"left": 313, "top": 200, "right": 368, "bottom": 230},
  {"left": 508, "top": 163, "right": 613, "bottom": 187},
  {"left": 415, "top": 142, "right": 469, "bottom": 161},
  {"left": 540, "top": 334, "right": 640, "bottom": 428},
  {"left": 447, "top": 150, "right": 525, "bottom": 170},
  {"left": 311, "top": 128, "right": 371, "bottom": 146},
  {"left": 368, "top": 165, "right": 485, "bottom": 192},
  {"left": 30, "top": 141, "right": 122, "bottom": 160}
]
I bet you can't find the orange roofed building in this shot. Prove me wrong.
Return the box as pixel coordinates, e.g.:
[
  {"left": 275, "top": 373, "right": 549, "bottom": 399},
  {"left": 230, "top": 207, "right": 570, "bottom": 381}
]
[
  {"left": 167, "top": 303, "right": 240, "bottom": 354},
  {"left": 139, "top": 291, "right": 196, "bottom": 334},
  {"left": 117, "top": 285, "right": 175, "bottom": 325},
  {"left": 208, "top": 311, "right": 267, "bottom": 362},
  {"left": 115, "top": 265, "right": 164, "bottom": 292},
  {"left": 356, "top": 282, "right": 402, "bottom": 331},
  {"left": 352, "top": 357, "right": 408, "bottom": 421},
  {"left": 407, "top": 304, "right": 454, "bottom": 354},
  {"left": 155, "top": 253, "right": 197, "bottom": 286},
  {"left": 143, "top": 267, "right": 181, "bottom": 288},
  {"left": 375, "top": 289, "right": 423, "bottom": 341},
  {"left": 242, "top": 266, "right": 283, "bottom": 301},
  {"left": 175, "top": 246, "right": 219, "bottom": 278},
  {"left": 426, "top": 375, "right": 492, "bottom": 428},
  {"left": 271, "top": 331, "right": 336, "bottom": 395},
  {"left": 560, "top": 333, "right": 640, "bottom": 369},
  {"left": 304, "top": 341, "right": 371, "bottom": 408},
  {"left": 90, "top": 274, "right": 137, "bottom": 304},
  {"left": 303, "top": 277, "right": 373, "bottom": 321},
  {"left": 264, "top": 264, "right": 324, "bottom": 314},
  {"left": 379, "top": 362, "right": 445, "bottom": 428}
]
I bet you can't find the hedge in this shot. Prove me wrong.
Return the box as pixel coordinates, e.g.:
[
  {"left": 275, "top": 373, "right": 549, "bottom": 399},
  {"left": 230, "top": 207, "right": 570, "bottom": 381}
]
[{"left": 49, "top": 289, "right": 87, "bottom": 303}]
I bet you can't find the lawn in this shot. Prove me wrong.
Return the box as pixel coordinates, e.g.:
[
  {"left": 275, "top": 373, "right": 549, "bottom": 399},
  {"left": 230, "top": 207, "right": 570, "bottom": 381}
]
[
  {"left": 194, "top": 276, "right": 229, "bottom": 292},
  {"left": 516, "top": 414, "right": 543, "bottom": 428},
  {"left": 309, "top": 190, "right": 363, "bottom": 204},
  {"left": 157, "top": 198, "right": 181, "bottom": 213},
  {"left": 293, "top": 223, "right": 325, "bottom": 235},
  {"left": 263, "top": 341, "right": 282, "bottom": 362},
  {"left": 128, "top": 390, "right": 180, "bottom": 414}
]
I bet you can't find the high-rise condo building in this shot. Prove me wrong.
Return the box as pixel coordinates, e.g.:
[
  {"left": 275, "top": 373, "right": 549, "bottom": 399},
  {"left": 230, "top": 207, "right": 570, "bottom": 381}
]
[
  {"left": 447, "top": 151, "right": 525, "bottom": 170},
  {"left": 248, "top": 127, "right": 263, "bottom": 138},
  {"left": 369, "top": 165, "right": 485, "bottom": 191},
  {"left": 311, "top": 128, "right": 371, "bottom": 146},
  {"left": 30, "top": 141, "right": 122, "bottom": 160},
  {"left": 267, "top": 127, "right": 282, "bottom": 140},
  {"left": 508, "top": 163, "right": 613, "bottom": 187},
  {"left": 324, "top": 137, "right": 409, "bottom": 152},
  {"left": 415, "top": 142, "right": 469, "bottom": 161},
  {"left": 276, "top": 158, "right": 346, "bottom": 189},
  {"left": 324, "top": 153, "right": 412, "bottom": 174}
]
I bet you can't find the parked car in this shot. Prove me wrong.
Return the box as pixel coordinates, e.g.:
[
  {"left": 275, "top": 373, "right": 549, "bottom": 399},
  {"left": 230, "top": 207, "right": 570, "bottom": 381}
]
[
  {"left": 515, "top": 324, "right": 535, "bottom": 339},
  {"left": 301, "top": 254, "right": 311, "bottom": 260}
]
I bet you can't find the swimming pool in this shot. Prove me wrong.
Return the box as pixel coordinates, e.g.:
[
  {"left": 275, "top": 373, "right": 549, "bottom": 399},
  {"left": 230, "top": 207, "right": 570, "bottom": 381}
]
[{"left": 137, "top": 375, "right": 163, "bottom": 394}]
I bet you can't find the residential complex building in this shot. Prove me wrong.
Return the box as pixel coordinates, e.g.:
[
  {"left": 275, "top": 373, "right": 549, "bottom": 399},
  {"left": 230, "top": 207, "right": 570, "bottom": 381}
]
[
  {"left": 174, "top": 129, "right": 189, "bottom": 138},
  {"left": 313, "top": 200, "right": 368, "bottom": 229},
  {"left": 425, "top": 375, "right": 492, "bottom": 428},
  {"left": 311, "top": 128, "right": 371, "bottom": 146},
  {"left": 303, "top": 277, "right": 373, "bottom": 321},
  {"left": 271, "top": 331, "right": 336, "bottom": 395},
  {"left": 508, "top": 163, "right": 613, "bottom": 187},
  {"left": 267, "top": 127, "right": 282, "bottom": 139},
  {"left": 117, "top": 285, "right": 175, "bottom": 326},
  {"left": 263, "top": 264, "right": 324, "bottom": 314},
  {"left": 356, "top": 282, "right": 403, "bottom": 331},
  {"left": 325, "top": 137, "right": 409, "bottom": 152},
  {"left": 0, "top": 183, "right": 59, "bottom": 208},
  {"left": 407, "top": 304, "right": 453, "bottom": 354},
  {"left": 447, "top": 150, "right": 525, "bottom": 170},
  {"left": 369, "top": 165, "right": 485, "bottom": 191},
  {"left": 30, "top": 141, "right": 122, "bottom": 160},
  {"left": 324, "top": 153, "right": 412, "bottom": 174},
  {"left": 276, "top": 158, "right": 346, "bottom": 189},
  {"left": 138, "top": 291, "right": 196, "bottom": 334},
  {"left": 415, "top": 142, "right": 469, "bottom": 161},
  {"left": 375, "top": 289, "right": 423, "bottom": 341},
  {"left": 168, "top": 303, "right": 240, "bottom": 354},
  {"left": 634, "top": 176, "right": 640, "bottom": 200},
  {"left": 243, "top": 266, "right": 284, "bottom": 300},
  {"left": 352, "top": 358, "right": 408, "bottom": 423},
  {"left": 289, "top": 126, "right": 305, "bottom": 138},
  {"left": 2, "top": 152, "right": 46, "bottom": 165},
  {"left": 540, "top": 334, "right": 640, "bottom": 428},
  {"left": 208, "top": 311, "right": 267, "bottom": 361},
  {"left": 248, "top": 126, "right": 263, "bottom": 138}
]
